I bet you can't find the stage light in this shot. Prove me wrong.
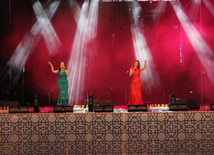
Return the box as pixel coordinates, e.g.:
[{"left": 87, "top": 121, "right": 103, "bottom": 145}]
[
  {"left": 67, "top": 0, "right": 99, "bottom": 105},
  {"left": 6, "top": 1, "right": 60, "bottom": 87},
  {"left": 171, "top": 2, "right": 214, "bottom": 86},
  {"left": 130, "top": 1, "right": 160, "bottom": 92}
]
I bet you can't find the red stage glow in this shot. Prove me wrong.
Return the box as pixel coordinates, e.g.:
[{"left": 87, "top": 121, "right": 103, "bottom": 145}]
[{"left": 0, "top": 1, "right": 214, "bottom": 106}]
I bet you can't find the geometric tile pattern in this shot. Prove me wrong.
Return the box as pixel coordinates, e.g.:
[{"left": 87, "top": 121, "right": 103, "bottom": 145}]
[{"left": 0, "top": 111, "right": 214, "bottom": 154}]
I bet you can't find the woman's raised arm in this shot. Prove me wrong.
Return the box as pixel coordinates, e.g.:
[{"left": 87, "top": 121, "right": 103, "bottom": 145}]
[
  {"left": 48, "top": 61, "right": 59, "bottom": 74},
  {"left": 140, "top": 59, "right": 147, "bottom": 71}
]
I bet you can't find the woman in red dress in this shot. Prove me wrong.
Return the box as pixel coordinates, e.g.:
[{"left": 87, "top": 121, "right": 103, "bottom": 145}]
[{"left": 128, "top": 59, "right": 147, "bottom": 105}]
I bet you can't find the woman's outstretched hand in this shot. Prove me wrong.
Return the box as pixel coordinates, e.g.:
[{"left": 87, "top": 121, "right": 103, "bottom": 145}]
[{"left": 48, "top": 61, "right": 52, "bottom": 66}]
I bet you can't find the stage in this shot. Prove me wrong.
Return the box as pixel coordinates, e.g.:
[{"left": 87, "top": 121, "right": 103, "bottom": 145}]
[
  {"left": 0, "top": 108, "right": 214, "bottom": 154},
  {"left": 0, "top": 0, "right": 214, "bottom": 154}
]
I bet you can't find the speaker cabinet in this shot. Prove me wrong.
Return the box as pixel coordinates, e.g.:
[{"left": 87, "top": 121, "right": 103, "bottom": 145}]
[
  {"left": 178, "top": 104, "right": 189, "bottom": 111},
  {"left": 53, "top": 106, "right": 73, "bottom": 113},
  {"left": 94, "top": 105, "right": 114, "bottom": 112},
  {"left": 93, "top": 100, "right": 113, "bottom": 112},
  {"left": 168, "top": 104, "right": 188, "bottom": 111},
  {"left": 210, "top": 104, "right": 214, "bottom": 110},
  {"left": 176, "top": 99, "right": 200, "bottom": 110},
  {"left": 9, "top": 106, "right": 29, "bottom": 113},
  {"left": 168, "top": 104, "right": 179, "bottom": 111},
  {"left": 128, "top": 105, "right": 148, "bottom": 112},
  {"left": 0, "top": 101, "right": 20, "bottom": 107}
]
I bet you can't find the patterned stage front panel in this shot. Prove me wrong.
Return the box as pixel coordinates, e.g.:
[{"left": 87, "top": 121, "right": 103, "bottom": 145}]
[{"left": 0, "top": 111, "right": 214, "bottom": 154}]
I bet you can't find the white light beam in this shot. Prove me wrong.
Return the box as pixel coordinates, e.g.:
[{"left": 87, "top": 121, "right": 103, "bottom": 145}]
[
  {"left": 67, "top": 0, "right": 99, "bottom": 105},
  {"left": 130, "top": 1, "right": 160, "bottom": 91},
  {"left": 7, "top": 1, "right": 60, "bottom": 86},
  {"left": 171, "top": 2, "right": 214, "bottom": 85}
]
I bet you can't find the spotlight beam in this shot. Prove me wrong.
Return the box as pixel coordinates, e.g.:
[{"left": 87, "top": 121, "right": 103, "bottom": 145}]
[
  {"left": 32, "top": 1, "right": 62, "bottom": 55},
  {"left": 203, "top": 0, "right": 214, "bottom": 17},
  {"left": 189, "top": 0, "right": 201, "bottom": 21},
  {"left": 68, "top": 1, "right": 89, "bottom": 105},
  {"left": 7, "top": 1, "right": 60, "bottom": 86},
  {"left": 130, "top": 1, "right": 160, "bottom": 91},
  {"left": 69, "top": 1, "right": 80, "bottom": 24},
  {"left": 171, "top": 2, "right": 214, "bottom": 86},
  {"left": 131, "top": 26, "right": 160, "bottom": 89},
  {"left": 67, "top": 0, "right": 99, "bottom": 105},
  {"left": 152, "top": 1, "right": 167, "bottom": 20}
]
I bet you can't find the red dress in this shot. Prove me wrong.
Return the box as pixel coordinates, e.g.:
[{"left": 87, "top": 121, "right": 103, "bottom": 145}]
[{"left": 128, "top": 68, "right": 144, "bottom": 105}]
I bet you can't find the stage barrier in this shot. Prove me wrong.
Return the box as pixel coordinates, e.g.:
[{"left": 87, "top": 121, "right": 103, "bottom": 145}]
[{"left": 0, "top": 111, "right": 214, "bottom": 154}]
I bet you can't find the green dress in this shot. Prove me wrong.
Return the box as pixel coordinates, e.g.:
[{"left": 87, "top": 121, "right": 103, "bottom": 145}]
[{"left": 57, "top": 70, "right": 68, "bottom": 106}]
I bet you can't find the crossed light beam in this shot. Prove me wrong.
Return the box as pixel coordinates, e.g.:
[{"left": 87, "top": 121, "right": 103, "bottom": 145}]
[
  {"left": 130, "top": 1, "right": 160, "bottom": 91},
  {"left": 171, "top": 1, "right": 214, "bottom": 86},
  {"left": 152, "top": 0, "right": 167, "bottom": 20},
  {"left": 67, "top": 0, "right": 99, "bottom": 105},
  {"left": 189, "top": 0, "right": 201, "bottom": 20},
  {"left": 203, "top": 0, "right": 214, "bottom": 17},
  {"left": 33, "top": 1, "right": 62, "bottom": 56},
  {"left": 6, "top": 1, "right": 61, "bottom": 87}
]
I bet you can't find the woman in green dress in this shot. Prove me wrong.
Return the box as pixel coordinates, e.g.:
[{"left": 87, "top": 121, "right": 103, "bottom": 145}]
[{"left": 48, "top": 61, "right": 69, "bottom": 106}]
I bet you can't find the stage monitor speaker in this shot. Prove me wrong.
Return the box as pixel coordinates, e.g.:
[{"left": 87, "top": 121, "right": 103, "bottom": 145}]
[
  {"left": 178, "top": 104, "right": 189, "bottom": 111},
  {"left": 168, "top": 104, "right": 188, "bottom": 111},
  {"left": 176, "top": 99, "right": 200, "bottom": 110},
  {"left": 210, "top": 104, "right": 214, "bottom": 110},
  {"left": 128, "top": 105, "right": 147, "bottom": 112},
  {"left": 0, "top": 101, "right": 20, "bottom": 107},
  {"left": 9, "top": 106, "right": 29, "bottom": 113},
  {"left": 168, "top": 104, "right": 179, "bottom": 111},
  {"left": 53, "top": 106, "right": 73, "bottom": 113},
  {"left": 94, "top": 105, "right": 114, "bottom": 112}
]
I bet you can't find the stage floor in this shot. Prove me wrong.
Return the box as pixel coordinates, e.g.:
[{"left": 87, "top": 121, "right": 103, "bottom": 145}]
[{"left": 0, "top": 108, "right": 214, "bottom": 154}]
